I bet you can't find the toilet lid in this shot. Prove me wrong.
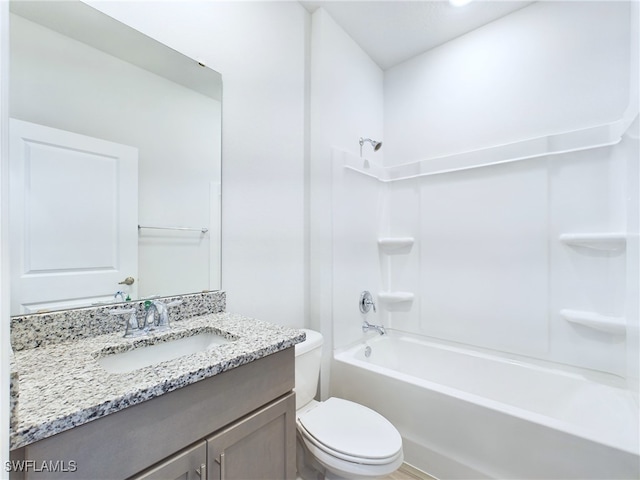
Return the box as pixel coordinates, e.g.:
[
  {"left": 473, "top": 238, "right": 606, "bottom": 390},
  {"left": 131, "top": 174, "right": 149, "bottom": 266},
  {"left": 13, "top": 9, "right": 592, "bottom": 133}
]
[{"left": 297, "top": 397, "right": 402, "bottom": 460}]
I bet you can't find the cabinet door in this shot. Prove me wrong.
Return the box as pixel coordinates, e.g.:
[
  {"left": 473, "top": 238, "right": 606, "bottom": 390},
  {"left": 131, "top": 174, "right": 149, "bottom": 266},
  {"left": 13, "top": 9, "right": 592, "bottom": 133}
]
[
  {"left": 131, "top": 441, "right": 206, "bottom": 480},
  {"left": 207, "top": 393, "right": 296, "bottom": 480}
]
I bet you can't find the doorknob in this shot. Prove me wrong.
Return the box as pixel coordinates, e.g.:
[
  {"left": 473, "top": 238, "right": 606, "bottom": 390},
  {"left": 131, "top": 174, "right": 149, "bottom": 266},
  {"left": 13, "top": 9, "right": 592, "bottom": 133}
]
[{"left": 118, "top": 276, "right": 135, "bottom": 286}]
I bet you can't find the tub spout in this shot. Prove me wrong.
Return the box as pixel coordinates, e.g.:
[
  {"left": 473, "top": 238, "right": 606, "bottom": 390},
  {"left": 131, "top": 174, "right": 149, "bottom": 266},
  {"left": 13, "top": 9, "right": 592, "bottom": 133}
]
[{"left": 363, "top": 320, "right": 386, "bottom": 335}]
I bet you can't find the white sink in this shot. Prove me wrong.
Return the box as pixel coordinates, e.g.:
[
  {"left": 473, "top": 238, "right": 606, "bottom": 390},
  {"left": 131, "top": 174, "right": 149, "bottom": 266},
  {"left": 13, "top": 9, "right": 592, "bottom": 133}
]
[{"left": 97, "top": 332, "right": 234, "bottom": 374}]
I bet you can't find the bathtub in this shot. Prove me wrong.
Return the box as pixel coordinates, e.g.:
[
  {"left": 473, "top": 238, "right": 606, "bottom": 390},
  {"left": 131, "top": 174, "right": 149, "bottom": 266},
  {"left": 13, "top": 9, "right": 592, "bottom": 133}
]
[{"left": 331, "top": 331, "right": 640, "bottom": 479}]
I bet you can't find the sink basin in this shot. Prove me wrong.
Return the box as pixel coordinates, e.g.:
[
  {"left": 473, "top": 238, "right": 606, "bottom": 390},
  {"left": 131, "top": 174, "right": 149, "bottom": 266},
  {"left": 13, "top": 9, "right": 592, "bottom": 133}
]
[{"left": 97, "top": 332, "right": 234, "bottom": 374}]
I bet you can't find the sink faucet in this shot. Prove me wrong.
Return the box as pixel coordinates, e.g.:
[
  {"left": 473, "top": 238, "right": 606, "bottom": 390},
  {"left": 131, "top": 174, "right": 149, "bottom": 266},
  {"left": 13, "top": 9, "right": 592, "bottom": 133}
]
[
  {"left": 362, "top": 319, "right": 386, "bottom": 336},
  {"left": 109, "top": 307, "right": 143, "bottom": 338},
  {"left": 144, "top": 299, "right": 183, "bottom": 332},
  {"left": 111, "top": 298, "right": 183, "bottom": 337}
]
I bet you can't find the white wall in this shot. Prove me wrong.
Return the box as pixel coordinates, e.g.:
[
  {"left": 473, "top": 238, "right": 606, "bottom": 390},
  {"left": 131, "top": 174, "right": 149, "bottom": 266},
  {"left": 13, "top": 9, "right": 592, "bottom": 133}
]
[
  {"left": 331, "top": 151, "right": 386, "bottom": 351},
  {"left": 384, "top": 1, "right": 631, "bottom": 165},
  {"left": 10, "top": 14, "right": 221, "bottom": 302},
  {"left": 308, "top": 8, "right": 384, "bottom": 395},
  {"left": 89, "top": 1, "right": 309, "bottom": 327}
]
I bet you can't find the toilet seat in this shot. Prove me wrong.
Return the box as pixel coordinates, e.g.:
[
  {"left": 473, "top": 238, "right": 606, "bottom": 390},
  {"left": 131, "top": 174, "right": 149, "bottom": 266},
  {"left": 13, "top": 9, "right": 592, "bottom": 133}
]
[
  {"left": 296, "top": 397, "right": 403, "bottom": 465},
  {"left": 300, "top": 432, "right": 404, "bottom": 479}
]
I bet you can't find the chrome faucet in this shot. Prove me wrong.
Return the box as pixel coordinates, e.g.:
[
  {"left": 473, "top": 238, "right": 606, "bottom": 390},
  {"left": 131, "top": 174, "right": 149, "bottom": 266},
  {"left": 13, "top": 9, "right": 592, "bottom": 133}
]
[
  {"left": 362, "top": 319, "right": 386, "bottom": 336},
  {"left": 110, "top": 298, "right": 183, "bottom": 337},
  {"left": 110, "top": 307, "right": 143, "bottom": 338},
  {"left": 114, "top": 291, "right": 126, "bottom": 303},
  {"left": 144, "top": 298, "right": 183, "bottom": 331}
]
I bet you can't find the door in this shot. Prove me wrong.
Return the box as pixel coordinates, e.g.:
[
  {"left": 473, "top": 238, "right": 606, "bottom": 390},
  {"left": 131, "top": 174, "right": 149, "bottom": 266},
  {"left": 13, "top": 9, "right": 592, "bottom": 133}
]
[
  {"left": 207, "top": 393, "right": 296, "bottom": 480},
  {"left": 9, "top": 119, "right": 138, "bottom": 314}
]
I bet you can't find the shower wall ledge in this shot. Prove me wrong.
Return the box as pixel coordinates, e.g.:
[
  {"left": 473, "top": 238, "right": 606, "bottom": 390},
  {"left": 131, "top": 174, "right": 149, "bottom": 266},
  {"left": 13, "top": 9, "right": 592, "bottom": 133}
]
[
  {"left": 343, "top": 111, "right": 639, "bottom": 182},
  {"left": 377, "top": 237, "right": 414, "bottom": 254},
  {"left": 559, "top": 233, "right": 627, "bottom": 251},
  {"left": 560, "top": 309, "right": 626, "bottom": 336}
]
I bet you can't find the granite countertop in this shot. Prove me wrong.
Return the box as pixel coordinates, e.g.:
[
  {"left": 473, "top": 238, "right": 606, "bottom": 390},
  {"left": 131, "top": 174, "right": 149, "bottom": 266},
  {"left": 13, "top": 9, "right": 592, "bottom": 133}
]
[{"left": 10, "top": 312, "right": 304, "bottom": 450}]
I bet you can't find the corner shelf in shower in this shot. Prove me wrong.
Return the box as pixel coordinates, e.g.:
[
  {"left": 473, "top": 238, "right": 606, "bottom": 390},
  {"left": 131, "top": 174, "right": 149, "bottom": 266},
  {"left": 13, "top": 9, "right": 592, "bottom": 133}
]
[
  {"left": 559, "top": 233, "right": 626, "bottom": 251},
  {"left": 339, "top": 110, "right": 637, "bottom": 182},
  {"left": 378, "top": 292, "right": 414, "bottom": 303},
  {"left": 377, "top": 237, "right": 414, "bottom": 254},
  {"left": 560, "top": 309, "right": 626, "bottom": 336}
]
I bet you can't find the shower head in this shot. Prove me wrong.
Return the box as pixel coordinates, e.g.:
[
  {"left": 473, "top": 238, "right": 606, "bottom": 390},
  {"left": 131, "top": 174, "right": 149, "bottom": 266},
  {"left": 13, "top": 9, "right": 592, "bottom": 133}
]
[{"left": 359, "top": 137, "right": 382, "bottom": 157}]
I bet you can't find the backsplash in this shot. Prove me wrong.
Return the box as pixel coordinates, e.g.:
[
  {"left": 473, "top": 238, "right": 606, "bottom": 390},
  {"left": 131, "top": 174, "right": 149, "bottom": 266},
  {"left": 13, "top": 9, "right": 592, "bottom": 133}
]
[{"left": 10, "top": 291, "right": 226, "bottom": 351}]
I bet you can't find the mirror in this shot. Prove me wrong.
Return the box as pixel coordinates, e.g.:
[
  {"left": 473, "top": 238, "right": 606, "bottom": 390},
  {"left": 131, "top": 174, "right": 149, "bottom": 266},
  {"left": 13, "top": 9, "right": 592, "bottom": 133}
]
[{"left": 8, "top": 1, "right": 222, "bottom": 315}]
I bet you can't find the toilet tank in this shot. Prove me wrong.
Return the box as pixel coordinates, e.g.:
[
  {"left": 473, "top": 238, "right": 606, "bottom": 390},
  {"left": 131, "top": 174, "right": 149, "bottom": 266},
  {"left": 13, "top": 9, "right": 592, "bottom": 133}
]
[{"left": 294, "top": 329, "right": 323, "bottom": 410}]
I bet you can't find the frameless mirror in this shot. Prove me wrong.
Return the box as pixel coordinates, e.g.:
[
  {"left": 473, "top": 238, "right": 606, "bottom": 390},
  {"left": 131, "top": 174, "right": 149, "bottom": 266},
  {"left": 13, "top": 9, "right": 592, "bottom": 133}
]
[{"left": 8, "top": 1, "right": 222, "bottom": 315}]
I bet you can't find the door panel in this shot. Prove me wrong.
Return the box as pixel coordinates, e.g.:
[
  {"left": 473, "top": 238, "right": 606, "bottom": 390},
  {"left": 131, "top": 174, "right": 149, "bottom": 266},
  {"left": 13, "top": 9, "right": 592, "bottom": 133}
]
[{"left": 9, "top": 119, "right": 138, "bottom": 314}]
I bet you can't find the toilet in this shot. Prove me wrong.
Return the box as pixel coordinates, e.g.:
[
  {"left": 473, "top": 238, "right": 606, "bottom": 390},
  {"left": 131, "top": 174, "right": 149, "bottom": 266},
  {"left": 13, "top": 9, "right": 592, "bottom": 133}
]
[{"left": 295, "top": 329, "right": 404, "bottom": 479}]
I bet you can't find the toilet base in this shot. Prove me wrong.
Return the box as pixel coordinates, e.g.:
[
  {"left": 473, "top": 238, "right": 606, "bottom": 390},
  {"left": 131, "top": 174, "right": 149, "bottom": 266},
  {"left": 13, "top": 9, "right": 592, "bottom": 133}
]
[
  {"left": 296, "top": 430, "right": 398, "bottom": 480},
  {"left": 297, "top": 432, "right": 326, "bottom": 480}
]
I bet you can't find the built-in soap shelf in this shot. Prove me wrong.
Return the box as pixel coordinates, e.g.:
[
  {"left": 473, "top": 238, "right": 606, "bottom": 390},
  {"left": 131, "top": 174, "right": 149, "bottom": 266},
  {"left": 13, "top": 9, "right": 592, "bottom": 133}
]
[
  {"left": 378, "top": 292, "right": 414, "bottom": 303},
  {"left": 378, "top": 237, "right": 414, "bottom": 254},
  {"left": 560, "top": 309, "right": 626, "bottom": 336},
  {"left": 559, "top": 233, "right": 626, "bottom": 251}
]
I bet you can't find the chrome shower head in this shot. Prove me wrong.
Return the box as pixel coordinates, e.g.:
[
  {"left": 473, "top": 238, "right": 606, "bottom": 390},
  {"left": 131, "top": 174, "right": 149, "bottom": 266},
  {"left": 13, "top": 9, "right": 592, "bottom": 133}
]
[{"left": 359, "top": 137, "right": 382, "bottom": 157}]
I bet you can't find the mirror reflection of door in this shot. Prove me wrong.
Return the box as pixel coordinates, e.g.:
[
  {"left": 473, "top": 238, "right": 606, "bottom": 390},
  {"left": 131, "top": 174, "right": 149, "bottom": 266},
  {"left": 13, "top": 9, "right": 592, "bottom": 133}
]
[
  {"left": 9, "top": 119, "right": 138, "bottom": 315},
  {"left": 9, "top": 1, "right": 222, "bottom": 312}
]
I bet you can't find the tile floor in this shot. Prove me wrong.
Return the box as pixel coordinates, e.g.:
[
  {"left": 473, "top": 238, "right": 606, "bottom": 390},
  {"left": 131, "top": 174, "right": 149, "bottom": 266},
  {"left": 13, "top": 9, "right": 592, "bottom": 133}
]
[
  {"left": 296, "top": 462, "right": 435, "bottom": 480},
  {"left": 384, "top": 463, "right": 436, "bottom": 480}
]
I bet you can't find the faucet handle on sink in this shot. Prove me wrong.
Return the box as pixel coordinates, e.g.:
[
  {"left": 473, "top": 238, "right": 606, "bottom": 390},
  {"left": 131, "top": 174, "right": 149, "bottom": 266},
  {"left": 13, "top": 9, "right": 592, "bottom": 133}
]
[
  {"left": 144, "top": 298, "right": 182, "bottom": 332},
  {"left": 158, "top": 298, "right": 182, "bottom": 329},
  {"left": 110, "top": 307, "right": 142, "bottom": 338}
]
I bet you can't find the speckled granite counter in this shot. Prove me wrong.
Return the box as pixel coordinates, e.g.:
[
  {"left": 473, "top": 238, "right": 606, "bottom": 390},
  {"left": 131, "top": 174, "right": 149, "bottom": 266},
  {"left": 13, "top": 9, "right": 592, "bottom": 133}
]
[
  {"left": 10, "top": 311, "right": 304, "bottom": 450},
  {"left": 9, "top": 349, "right": 18, "bottom": 432}
]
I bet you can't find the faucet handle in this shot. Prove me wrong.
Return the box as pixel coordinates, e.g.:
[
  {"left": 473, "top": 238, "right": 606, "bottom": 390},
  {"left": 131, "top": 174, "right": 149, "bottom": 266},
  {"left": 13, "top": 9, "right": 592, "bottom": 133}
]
[
  {"left": 158, "top": 299, "right": 183, "bottom": 330},
  {"left": 110, "top": 308, "right": 142, "bottom": 337},
  {"left": 359, "top": 291, "right": 376, "bottom": 313}
]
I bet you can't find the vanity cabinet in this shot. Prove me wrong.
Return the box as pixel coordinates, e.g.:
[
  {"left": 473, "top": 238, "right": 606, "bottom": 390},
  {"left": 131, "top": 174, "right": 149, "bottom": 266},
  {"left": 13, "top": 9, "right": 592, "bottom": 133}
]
[
  {"left": 11, "top": 348, "right": 296, "bottom": 480},
  {"left": 206, "top": 393, "right": 295, "bottom": 480},
  {"left": 132, "top": 393, "right": 296, "bottom": 480},
  {"left": 132, "top": 441, "right": 206, "bottom": 480}
]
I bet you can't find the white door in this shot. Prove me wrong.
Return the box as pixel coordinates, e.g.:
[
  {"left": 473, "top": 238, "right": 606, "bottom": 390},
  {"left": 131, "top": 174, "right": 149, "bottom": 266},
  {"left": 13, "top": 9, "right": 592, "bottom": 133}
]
[{"left": 9, "top": 119, "right": 138, "bottom": 315}]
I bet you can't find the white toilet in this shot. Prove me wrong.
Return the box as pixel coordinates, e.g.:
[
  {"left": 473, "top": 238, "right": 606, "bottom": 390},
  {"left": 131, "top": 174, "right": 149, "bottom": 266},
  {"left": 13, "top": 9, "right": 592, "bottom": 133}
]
[{"left": 295, "top": 329, "right": 404, "bottom": 479}]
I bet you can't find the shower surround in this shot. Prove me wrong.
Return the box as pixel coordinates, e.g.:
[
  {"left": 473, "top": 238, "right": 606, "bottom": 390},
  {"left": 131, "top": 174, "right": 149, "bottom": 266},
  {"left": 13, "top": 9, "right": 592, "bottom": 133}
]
[
  {"left": 329, "top": 112, "right": 639, "bottom": 477},
  {"left": 310, "top": 1, "right": 639, "bottom": 477}
]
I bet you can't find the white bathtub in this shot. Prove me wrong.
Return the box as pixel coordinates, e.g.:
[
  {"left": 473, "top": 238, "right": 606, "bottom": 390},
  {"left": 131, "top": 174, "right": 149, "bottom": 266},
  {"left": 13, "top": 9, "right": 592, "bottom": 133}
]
[{"left": 331, "top": 331, "right": 640, "bottom": 479}]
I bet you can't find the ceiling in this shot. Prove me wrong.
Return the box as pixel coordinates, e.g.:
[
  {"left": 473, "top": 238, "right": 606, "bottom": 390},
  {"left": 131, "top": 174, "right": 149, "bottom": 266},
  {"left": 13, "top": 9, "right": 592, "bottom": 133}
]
[{"left": 300, "top": 0, "right": 535, "bottom": 70}]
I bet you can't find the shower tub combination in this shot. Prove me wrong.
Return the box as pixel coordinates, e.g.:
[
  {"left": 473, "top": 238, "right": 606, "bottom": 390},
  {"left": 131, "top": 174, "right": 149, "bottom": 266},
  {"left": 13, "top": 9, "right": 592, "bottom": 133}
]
[{"left": 331, "top": 330, "right": 639, "bottom": 479}]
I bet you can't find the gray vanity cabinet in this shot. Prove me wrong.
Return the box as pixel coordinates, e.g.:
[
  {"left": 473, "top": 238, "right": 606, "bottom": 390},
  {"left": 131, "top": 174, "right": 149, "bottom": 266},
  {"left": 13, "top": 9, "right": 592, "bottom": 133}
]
[
  {"left": 206, "top": 393, "right": 296, "bottom": 480},
  {"left": 11, "top": 348, "right": 296, "bottom": 480},
  {"left": 131, "top": 441, "right": 206, "bottom": 480},
  {"left": 131, "top": 393, "right": 296, "bottom": 480}
]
